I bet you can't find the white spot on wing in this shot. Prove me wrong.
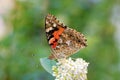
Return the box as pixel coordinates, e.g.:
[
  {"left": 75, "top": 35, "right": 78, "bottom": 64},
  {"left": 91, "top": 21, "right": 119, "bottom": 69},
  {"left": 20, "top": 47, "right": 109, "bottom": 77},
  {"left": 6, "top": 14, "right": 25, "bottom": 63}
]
[
  {"left": 46, "top": 21, "right": 49, "bottom": 24},
  {"left": 53, "top": 23, "right": 57, "bottom": 27},
  {"left": 46, "top": 27, "right": 53, "bottom": 32},
  {"left": 58, "top": 38, "right": 63, "bottom": 43},
  {"left": 66, "top": 40, "right": 71, "bottom": 46}
]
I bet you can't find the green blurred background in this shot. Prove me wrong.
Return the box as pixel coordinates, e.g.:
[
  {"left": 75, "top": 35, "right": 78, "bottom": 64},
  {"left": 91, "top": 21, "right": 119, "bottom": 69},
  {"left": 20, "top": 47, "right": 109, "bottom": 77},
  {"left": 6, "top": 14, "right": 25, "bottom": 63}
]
[{"left": 0, "top": 0, "right": 120, "bottom": 80}]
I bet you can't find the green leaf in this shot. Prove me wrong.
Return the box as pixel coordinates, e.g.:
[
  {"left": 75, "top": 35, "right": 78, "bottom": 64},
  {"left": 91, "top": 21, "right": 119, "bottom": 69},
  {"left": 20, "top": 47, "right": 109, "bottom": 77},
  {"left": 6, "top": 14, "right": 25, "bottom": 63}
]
[{"left": 40, "top": 57, "right": 56, "bottom": 74}]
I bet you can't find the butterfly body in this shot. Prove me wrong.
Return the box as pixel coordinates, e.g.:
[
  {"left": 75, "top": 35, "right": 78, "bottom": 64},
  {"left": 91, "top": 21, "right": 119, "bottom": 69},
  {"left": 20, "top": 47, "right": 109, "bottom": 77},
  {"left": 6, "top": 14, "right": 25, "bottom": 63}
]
[{"left": 45, "top": 14, "right": 87, "bottom": 59}]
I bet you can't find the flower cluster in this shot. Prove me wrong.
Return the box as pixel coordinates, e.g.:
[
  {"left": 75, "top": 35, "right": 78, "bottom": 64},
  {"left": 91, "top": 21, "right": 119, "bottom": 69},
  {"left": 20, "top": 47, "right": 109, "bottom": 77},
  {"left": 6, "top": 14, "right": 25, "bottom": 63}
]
[{"left": 52, "top": 58, "right": 89, "bottom": 80}]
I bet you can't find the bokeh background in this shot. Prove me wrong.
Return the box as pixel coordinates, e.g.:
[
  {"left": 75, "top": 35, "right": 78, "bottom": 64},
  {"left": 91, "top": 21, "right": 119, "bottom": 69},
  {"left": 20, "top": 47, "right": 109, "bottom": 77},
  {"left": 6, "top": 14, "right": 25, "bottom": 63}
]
[{"left": 0, "top": 0, "right": 120, "bottom": 80}]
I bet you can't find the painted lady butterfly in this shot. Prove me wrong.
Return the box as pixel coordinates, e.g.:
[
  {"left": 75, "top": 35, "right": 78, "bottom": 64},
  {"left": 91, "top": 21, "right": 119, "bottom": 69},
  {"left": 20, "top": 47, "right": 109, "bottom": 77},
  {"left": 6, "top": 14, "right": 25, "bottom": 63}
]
[{"left": 45, "top": 14, "right": 87, "bottom": 59}]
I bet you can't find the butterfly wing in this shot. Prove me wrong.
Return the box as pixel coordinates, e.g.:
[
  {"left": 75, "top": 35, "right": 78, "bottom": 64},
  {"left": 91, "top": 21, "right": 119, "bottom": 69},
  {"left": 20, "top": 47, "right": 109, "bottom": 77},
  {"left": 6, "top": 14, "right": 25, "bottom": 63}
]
[
  {"left": 45, "top": 14, "right": 66, "bottom": 49},
  {"left": 45, "top": 14, "right": 87, "bottom": 59}
]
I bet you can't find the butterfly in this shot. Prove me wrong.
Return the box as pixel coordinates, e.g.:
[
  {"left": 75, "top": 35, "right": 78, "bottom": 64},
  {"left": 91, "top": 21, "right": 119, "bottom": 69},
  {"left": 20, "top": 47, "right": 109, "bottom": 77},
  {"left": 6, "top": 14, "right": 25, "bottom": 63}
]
[{"left": 45, "top": 14, "right": 87, "bottom": 59}]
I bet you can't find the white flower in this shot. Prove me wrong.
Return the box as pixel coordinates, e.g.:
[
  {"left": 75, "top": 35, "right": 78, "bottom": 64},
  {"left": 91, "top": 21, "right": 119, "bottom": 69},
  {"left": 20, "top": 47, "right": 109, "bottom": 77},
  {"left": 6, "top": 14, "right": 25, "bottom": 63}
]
[{"left": 52, "top": 57, "right": 89, "bottom": 80}]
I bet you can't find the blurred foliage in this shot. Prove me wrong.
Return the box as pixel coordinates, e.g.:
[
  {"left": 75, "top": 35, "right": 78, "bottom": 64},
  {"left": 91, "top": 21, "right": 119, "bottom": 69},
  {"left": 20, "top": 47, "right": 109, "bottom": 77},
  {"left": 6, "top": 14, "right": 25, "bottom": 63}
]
[{"left": 0, "top": 0, "right": 120, "bottom": 80}]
